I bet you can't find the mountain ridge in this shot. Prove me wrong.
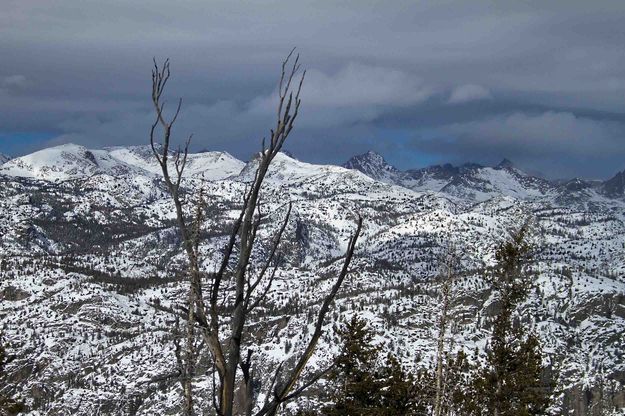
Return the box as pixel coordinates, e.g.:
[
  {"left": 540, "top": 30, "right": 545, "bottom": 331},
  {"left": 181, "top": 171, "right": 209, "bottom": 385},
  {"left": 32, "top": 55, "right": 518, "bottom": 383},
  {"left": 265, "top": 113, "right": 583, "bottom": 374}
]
[
  {"left": 2, "top": 144, "right": 623, "bottom": 206},
  {"left": 342, "top": 150, "right": 623, "bottom": 202},
  {"left": 1, "top": 143, "right": 624, "bottom": 415},
  {"left": 0, "top": 143, "right": 245, "bottom": 181},
  {"left": 2, "top": 143, "right": 622, "bottom": 187}
]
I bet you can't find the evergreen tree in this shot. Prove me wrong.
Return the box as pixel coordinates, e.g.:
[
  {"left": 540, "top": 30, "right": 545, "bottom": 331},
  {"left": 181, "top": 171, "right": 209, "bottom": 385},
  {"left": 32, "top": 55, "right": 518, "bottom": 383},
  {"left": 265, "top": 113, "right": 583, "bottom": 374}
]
[
  {"left": 323, "top": 316, "right": 382, "bottom": 415},
  {"left": 441, "top": 350, "right": 472, "bottom": 415},
  {"left": 377, "top": 353, "right": 432, "bottom": 415},
  {"left": 465, "top": 224, "right": 551, "bottom": 416},
  {"left": 323, "top": 317, "right": 435, "bottom": 415}
]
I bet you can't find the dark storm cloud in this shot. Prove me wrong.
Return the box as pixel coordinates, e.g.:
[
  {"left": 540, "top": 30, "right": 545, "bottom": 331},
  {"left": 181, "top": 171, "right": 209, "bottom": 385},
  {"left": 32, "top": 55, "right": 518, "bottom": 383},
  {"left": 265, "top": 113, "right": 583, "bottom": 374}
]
[
  {"left": 412, "top": 111, "right": 625, "bottom": 178},
  {"left": 1, "top": 0, "right": 625, "bottom": 178}
]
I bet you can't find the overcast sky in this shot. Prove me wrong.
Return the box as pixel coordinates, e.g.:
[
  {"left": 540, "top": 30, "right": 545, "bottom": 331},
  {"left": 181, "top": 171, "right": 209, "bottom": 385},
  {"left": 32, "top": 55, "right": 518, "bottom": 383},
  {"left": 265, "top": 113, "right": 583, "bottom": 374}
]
[{"left": 1, "top": 0, "right": 625, "bottom": 178}]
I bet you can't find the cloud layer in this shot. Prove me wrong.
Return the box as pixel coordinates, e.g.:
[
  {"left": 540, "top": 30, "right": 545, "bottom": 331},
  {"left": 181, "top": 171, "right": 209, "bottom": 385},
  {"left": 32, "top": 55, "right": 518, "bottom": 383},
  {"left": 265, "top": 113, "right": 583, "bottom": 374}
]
[
  {"left": 1, "top": 0, "right": 625, "bottom": 178},
  {"left": 415, "top": 112, "right": 625, "bottom": 178},
  {"left": 448, "top": 85, "right": 492, "bottom": 104}
]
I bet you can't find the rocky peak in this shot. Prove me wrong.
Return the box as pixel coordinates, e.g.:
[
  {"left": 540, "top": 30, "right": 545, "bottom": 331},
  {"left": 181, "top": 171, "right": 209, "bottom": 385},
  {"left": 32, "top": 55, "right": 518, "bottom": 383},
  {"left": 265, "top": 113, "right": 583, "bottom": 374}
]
[
  {"left": 342, "top": 151, "right": 399, "bottom": 181},
  {"left": 601, "top": 169, "right": 625, "bottom": 197}
]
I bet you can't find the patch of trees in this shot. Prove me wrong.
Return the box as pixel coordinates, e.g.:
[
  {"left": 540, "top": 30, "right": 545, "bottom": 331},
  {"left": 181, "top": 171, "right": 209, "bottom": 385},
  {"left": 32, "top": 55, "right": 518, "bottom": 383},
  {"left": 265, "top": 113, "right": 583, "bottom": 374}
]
[
  {"left": 451, "top": 225, "right": 552, "bottom": 416},
  {"left": 297, "top": 225, "right": 553, "bottom": 416},
  {"left": 317, "top": 316, "right": 433, "bottom": 415},
  {"left": 32, "top": 217, "right": 163, "bottom": 254}
]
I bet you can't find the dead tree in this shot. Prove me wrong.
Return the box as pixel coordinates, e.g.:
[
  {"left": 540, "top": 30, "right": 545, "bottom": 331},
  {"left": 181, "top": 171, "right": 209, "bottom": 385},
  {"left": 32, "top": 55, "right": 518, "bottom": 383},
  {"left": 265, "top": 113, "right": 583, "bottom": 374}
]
[{"left": 149, "top": 50, "right": 363, "bottom": 416}]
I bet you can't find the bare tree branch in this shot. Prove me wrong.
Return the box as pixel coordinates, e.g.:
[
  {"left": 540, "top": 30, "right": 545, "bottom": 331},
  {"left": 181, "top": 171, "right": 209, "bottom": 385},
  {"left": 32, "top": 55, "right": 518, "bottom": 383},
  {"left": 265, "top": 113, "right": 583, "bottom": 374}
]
[
  {"left": 245, "top": 203, "right": 292, "bottom": 312},
  {"left": 150, "top": 50, "right": 361, "bottom": 416},
  {"left": 255, "top": 217, "right": 363, "bottom": 416}
]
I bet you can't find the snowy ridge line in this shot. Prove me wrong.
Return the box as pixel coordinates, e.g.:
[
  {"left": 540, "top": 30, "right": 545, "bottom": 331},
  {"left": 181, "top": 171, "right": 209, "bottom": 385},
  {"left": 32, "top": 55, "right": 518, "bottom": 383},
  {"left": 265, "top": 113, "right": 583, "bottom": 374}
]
[{"left": 0, "top": 144, "right": 624, "bottom": 414}]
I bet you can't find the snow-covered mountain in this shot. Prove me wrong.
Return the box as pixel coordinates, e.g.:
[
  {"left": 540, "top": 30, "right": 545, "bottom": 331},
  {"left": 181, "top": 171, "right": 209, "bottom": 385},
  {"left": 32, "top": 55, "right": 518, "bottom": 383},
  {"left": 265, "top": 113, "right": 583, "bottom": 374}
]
[
  {"left": 1, "top": 144, "right": 625, "bottom": 415},
  {"left": 343, "top": 152, "right": 625, "bottom": 204},
  {"left": 0, "top": 153, "right": 9, "bottom": 165},
  {"left": 107, "top": 145, "right": 244, "bottom": 180},
  {"left": 342, "top": 152, "right": 556, "bottom": 200},
  {"left": 104, "top": 145, "right": 163, "bottom": 174},
  {"left": 0, "top": 143, "right": 246, "bottom": 181},
  {"left": 0, "top": 143, "right": 147, "bottom": 180},
  {"left": 343, "top": 150, "right": 400, "bottom": 182},
  {"left": 437, "top": 161, "right": 553, "bottom": 201}
]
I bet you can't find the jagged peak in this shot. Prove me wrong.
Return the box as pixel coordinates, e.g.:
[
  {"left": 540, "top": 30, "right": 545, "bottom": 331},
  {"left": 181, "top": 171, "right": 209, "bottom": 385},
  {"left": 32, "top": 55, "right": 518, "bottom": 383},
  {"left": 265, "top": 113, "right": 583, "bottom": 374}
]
[
  {"left": 493, "top": 158, "right": 536, "bottom": 178},
  {"left": 342, "top": 150, "right": 399, "bottom": 181},
  {"left": 361, "top": 150, "right": 386, "bottom": 163},
  {"left": 345, "top": 150, "right": 387, "bottom": 163},
  {"left": 601, "top": 169, "right": 625, "bottom": 197},
  {"left": 607, "top": 169, "right": 625, "bottom": 179}
]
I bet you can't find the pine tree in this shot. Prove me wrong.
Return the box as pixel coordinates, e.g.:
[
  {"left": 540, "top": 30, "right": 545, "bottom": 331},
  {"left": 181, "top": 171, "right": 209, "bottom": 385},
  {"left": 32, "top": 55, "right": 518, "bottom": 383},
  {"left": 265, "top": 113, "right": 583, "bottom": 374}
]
[
  {"left": 514, "top": 333, "right": 550, "bottom": 415},
  {"left": 377, "top": 353, "right": 432, "bottom": 415},
  {"left": 441, "top": 350, "right": 473, "bottom": 415},
  {"left": 323, "top": 316, "right": 382, "bottom": 415},
  {"left": 465, "top": 224, "right": 550, "bottom": 416},
  {"left": 324, "top": 317, "right": 435, "bottom": 415}
]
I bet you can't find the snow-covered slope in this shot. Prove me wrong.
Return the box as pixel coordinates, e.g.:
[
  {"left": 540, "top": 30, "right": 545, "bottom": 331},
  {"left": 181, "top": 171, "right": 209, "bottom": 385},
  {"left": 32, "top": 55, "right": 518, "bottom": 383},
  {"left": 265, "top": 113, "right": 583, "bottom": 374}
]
[
  {"left": 104, "top": 145, "right": 162, "bottom": 174},
  {"left": 0, "top": 153, "right": 9, "bottom": 165},
  {"left": 184, "top": 151, "right": 245, "bottom": 180},
  {"left": 242, "top": 151, "right": 375, "bottom": 186},
  {"left": 0, "top": 143, "right": 147, "bottom": 180},
  {"left": 108, "top": 145, "right": 245, "bottom": 180},
  {"left": 1, "top": 144, "right": 246, "bottom": 182},
  {"left": 1, "top": 144, "right": 625, "bottom": 415}
]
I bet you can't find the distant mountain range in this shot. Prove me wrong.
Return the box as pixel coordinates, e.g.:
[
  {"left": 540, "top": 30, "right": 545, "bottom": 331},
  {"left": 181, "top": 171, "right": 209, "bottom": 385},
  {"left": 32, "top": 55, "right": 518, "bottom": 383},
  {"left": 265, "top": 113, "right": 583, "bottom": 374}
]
[
  {"left": 1, "top": 143, "right": 624, "bottom": 415},
  {"left": 1, "top": 144, "right": 623, "bottom": 203},
  {"left": 343, "top": 150, "right": 624, "bottom": 202}
]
